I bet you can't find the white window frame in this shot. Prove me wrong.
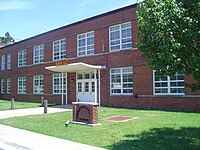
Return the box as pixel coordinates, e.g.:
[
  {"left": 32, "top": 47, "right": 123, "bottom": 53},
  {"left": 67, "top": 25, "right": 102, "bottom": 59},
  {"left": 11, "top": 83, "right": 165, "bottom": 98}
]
[
  {"left": 18, "top": 49, "right": 27, "bottom": 67},
  {"left": 1, "top": 55, "right": 5, "bottom": 70},
  {"left": 7, "top": 78, "right": 11, "bottom": 94},
  {"left": 109, "top": 22, "right": 132, "bottom": 52},
  {"left": 53, "top": 73, "right": 67, "bottom": 94},
  {"left": 77, "top": 31, "right": 94, "bottom": 57},
  {"left": 53, "top": 38, "right": 66, "bottom": 61},
  {"left": 110, "top": 67, "right": 133, "bottom": 95},
  {"left": 153, "top": 71, "right": 185, "bottom": 95},
  {"left": 7, "top": 54, "right": 11, "bottom": 70},
  {"left": 33, "top": 75, "right": 44, "bottom": 94},
  {"left": 1, "top": 79, "right": 5, "bottom": 94},
  {"left": 33, "top": 44, "right": 44, "bottom": 64},
  {"left": 18, "top": 77, "right": 26, "bottom": 94}
]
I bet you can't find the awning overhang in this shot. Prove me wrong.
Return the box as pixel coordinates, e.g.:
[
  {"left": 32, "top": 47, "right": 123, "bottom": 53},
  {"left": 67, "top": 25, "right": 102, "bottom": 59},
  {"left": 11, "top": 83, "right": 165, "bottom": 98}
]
[{"left": 45, "top": 62, "right": 106, "bottom": 72}]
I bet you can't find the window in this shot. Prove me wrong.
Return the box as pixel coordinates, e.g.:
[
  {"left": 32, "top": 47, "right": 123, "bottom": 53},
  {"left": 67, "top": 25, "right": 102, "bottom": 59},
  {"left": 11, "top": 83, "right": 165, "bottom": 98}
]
[
  {"left": 18, "top": 49, "right": 27, "bottom": 67},
  {"left": 77, "top": 31, "right": 94, "bottom": 57},
  {"left": 1, "top": 79, "right": 5, "bottom": 93},
  {"left": 110, "top": 67, "right": 133, "bottom": 95},
  {"left": 18, "top": 77, "right": 26, "bottom": 94},
  {"left": 7, "top": 78, "right": 11, "bottom": 94},
  {"left": 33, "top": 75, "right": 44, "bottom": 94},
  {"left": 34, "top": 44, "right": 44, "bottom": 64},
  {"left": 1, "top": 55, "right": 5, "bottom": 70},
  {"left": 153, "top": 71, "right": 184, "bottom": 95},
  {"left": 53, "top": 39, "right": 66, "bottom": 61},
  {"left": 53, "top": 73, "right": 66, "bottom": 94},
  {"left": 77, "top": 71, "right": 95, "bottom": 80},
  {"left": 109, "top": 22, "right": 132, "bottom": 51},
  {"left": 7, "top": 54, "right": 11, "bottom": 69}
]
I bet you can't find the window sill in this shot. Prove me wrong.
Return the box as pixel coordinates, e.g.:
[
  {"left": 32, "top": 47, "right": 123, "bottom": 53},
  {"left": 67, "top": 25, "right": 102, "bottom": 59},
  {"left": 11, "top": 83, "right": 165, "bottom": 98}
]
[
  {"left": 110, "top": 94, "right": 133, "bottom": 97},
  {"left": 109, "top": 47, "right": 137, "bottom": 53},
  {"left": 139, "top": 94, "right": 200, "bottom": 98}
]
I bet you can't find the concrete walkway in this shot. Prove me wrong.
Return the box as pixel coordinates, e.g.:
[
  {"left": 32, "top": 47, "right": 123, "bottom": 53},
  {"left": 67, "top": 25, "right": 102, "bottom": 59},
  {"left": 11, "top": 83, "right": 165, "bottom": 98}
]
[
  {"left": 0, "top": 106, "right": 105, "bottom": 150},
  {"left": 0, "top": 124, "right": 105, "bottom": 150},
  {"left": 0, "top": 105, "right": 72, "bottom": 119}
]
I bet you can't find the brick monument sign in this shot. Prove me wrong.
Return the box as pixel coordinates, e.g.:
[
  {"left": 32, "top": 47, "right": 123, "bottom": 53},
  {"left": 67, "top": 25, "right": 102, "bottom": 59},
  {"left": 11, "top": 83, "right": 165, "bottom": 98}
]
[{"left": 71, "top": 102, "right": 100, "bottom": 126}]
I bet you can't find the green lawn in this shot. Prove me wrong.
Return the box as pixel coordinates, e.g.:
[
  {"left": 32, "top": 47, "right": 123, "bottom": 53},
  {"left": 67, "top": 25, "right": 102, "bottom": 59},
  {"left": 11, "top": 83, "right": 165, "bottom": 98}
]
[
  {"left": 0, "top": 100, "right": 41, "bottom": 111},
  {"left": 0, "top": 107, "right": 199, "bottom": 150}
]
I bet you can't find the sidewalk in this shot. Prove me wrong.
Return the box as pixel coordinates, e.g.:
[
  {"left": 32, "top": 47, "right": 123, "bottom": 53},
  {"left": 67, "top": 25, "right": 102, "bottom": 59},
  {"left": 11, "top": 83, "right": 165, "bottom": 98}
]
[
  {"left": 0, "top": 105, "right": 71, "bottom": 119},
  {"left": 0, "top": 124, "right": 105, "bottom": 150}
]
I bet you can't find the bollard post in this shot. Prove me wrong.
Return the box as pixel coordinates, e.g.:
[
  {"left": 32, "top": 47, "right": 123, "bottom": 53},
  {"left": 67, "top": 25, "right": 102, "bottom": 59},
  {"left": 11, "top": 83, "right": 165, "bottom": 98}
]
[
  {"left": 41, "top": 97, "right": 44, "bottom": 107},
  {"left": 11, "top": 98, "right": 14, "bottom": 109},
  {"left": 44, "top": 100, "right": 48, "bottom": 114}
]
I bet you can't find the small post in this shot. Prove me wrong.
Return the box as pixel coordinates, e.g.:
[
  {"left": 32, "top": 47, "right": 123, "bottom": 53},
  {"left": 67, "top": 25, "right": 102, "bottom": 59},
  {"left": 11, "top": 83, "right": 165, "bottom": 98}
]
[
  {"left": 44, "top": 100, "right": 48, "bottom": 114},
  {"left": 11, "top": 98, "right": 14, "bottom": 109},
  {"left": 41, "top": 97, "right": 44, "bottom": 107}
]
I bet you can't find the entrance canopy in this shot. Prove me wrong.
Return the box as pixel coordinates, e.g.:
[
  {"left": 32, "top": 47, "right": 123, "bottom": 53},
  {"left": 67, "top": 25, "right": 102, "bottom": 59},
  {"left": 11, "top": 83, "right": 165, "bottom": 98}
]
[{"left": 45, "top": 62, "right": 106, "bottom": 72}]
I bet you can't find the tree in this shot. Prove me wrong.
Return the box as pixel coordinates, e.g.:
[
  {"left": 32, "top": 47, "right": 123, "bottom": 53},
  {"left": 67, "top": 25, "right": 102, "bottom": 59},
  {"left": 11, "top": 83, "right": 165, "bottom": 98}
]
[
  {"left": 0, "top": 32, "right": 15, "bottom": 44},
  {"left": 137, "top": 0, "right": 200, "bottom": 91}
]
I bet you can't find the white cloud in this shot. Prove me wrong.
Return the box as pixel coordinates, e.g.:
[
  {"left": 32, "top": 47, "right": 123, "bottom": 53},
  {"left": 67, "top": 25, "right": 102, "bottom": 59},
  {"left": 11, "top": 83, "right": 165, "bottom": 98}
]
[
  {"left": 78, "top": 0, "right": 95, "bottom": 7},
  {"left": 0, "top": 0, "right": 34, "bottom": 11}
]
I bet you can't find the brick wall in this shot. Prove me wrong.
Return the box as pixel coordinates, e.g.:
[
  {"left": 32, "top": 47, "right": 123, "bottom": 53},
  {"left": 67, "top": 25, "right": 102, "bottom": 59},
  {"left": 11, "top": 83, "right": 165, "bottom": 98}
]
[{"left": 0, "top": 4, "right": 199, "bottom": 112}]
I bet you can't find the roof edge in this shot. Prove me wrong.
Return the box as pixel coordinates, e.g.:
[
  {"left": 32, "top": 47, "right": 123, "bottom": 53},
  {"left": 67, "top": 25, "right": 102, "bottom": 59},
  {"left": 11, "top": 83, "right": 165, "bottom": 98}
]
[{"left": 0, "top": 3, "right": 137, "bottom": 50}]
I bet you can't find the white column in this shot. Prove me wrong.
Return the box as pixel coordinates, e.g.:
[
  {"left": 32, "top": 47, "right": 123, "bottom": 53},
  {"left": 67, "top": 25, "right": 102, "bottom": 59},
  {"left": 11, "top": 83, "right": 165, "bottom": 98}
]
[
  {"left": 98, "top": 69, "right": 101, "bottom": 106},
  {"left": 65, "top": 72, "right": 68, "bottom": 105},
  {"left": 61, "top": 72, "right": 64, "bottom": 105},
  {"left": 94, "top": 69, "right": 97, "bottom": 104}
]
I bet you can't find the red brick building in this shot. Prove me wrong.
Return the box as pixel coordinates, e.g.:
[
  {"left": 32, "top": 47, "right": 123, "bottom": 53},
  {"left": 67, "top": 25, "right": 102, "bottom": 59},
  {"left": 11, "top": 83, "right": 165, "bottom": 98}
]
[{"left": 0, "top": 4, "right": 199, "bottom": 111}]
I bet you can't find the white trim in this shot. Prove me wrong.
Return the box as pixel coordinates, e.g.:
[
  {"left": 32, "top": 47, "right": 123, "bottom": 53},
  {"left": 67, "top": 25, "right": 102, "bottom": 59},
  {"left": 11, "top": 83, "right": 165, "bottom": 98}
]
[
  {"left": 1, "top": 55, "right": 5, "bottom": 70},
  {"left": 33, "top": 75, "right": 44, "bottom": 94},
  {"left": 62, "top": 72, "right": 64, "bottom": 105},
  {"left": 7, "top": 53, "right": 11, "bottom": 70},
  {"left": 53, "top": 38, "right": 66, "bottom": 61},
  {"left": 153, "top": 70, "right": 185, "bottom": 95},
  {"left": 77, "top": 31, "right": 94, "bottom": 57},
  {"left": 109, "top": 21, "right": 132, "bottom": 52},
  {"left": 66, "top": 72, "right": 68, "bottom": 105},
  {"left": 110, "top": 66, "right": 133, "bottom": 95},
  {"left": 46, "top": 62, "right": 106, "bottom": 73},
  {"left": 1, "top": 79, "right": 5, "bottom": 94},
  {"left": 7, "top": 78, "right": 11, "bottom": 94},
  {"left": 33, "top": 44, "right": 44, "bottom": 64},
  {"left": 52, "top": 73, "right": 66, "bottom": 95},
  {"left": 18, "top": 49, "right": 27, "bottom": 67},
  {"left": 98, "top": 69, "right": 101, "bottom": 106},
  {"left": 18, "top": 77, "right": 26, "bottom": 94},
  {"left": 94, "top": 69, "right": 97, "bottom": 103}
]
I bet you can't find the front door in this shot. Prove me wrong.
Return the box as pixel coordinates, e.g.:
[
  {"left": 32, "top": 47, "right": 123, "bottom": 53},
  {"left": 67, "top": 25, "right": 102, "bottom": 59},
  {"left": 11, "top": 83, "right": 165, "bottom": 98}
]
[{"left": 76, "top": 71, "right": 96, "bottom": 103}]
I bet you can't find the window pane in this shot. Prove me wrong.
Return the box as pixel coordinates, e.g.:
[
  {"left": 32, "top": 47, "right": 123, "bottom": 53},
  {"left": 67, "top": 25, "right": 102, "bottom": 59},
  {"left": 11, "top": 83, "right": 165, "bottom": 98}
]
[
  {"left": 111, "top": 67, "right": 133, "bottom": 95},
  {"left": 78, "top": 32, "right": 94, "bottom": 57},
  {"left": 53, "top": 39, "right": 66, "bottom": 60},
  {"left": 85, "top": 82, "right": 89, "bottom": 92},
  {"left": 154, "top": 71, "right": 185, "bottom": 95}
]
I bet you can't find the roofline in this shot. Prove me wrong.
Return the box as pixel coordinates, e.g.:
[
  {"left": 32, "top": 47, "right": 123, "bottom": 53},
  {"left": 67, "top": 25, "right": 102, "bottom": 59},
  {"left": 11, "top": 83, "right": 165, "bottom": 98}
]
[{"left": 0, "top": 3, "right": 137, "bottom": 50}]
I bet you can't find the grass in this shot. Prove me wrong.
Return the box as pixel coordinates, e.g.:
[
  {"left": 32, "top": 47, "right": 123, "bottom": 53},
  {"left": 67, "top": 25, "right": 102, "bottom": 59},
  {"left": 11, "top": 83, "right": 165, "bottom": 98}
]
[
  {"left": 0, "top": 100, "right": 41, "bottom": 111},
  {"left": 0, "top": 107, "right": 199, "bottom": 150}
]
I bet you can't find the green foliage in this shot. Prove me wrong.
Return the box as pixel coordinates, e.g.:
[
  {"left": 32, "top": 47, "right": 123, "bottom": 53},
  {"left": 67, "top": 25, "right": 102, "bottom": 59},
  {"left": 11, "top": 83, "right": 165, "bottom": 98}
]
[
  {"left": 0, "top": 32, "right": 15, "bottom": 44},
  {"left": 0, "top": 107, "right": 199, "bottom": 149},
  {"left": 137, "top": 0, "right": 200, "bottom": 91}
]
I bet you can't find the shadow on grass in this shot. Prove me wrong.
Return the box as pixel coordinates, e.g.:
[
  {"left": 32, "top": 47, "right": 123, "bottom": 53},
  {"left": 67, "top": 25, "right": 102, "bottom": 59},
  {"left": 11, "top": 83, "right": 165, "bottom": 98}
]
[{"left": 106, "top": 127, "right": 200, "bottom": 150}]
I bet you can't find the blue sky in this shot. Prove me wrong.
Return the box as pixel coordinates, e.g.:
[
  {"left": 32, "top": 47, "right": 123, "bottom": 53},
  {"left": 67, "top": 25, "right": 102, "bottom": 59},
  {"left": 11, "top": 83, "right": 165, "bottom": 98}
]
[{"left": 0, "top": 0, "right": 139, "bottom": 41}]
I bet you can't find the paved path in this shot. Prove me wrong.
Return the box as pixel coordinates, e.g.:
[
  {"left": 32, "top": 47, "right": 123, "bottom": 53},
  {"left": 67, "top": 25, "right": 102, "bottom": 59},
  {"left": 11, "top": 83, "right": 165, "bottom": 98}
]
[
  {"left": 0, "top": 105, "right": 71, "bottom": 119},
  {"left": 0, "top": 106, "right": 105, "bottom": 150},
  {"left": 0, "top": 124, "right": 105, "bottom": 150}
]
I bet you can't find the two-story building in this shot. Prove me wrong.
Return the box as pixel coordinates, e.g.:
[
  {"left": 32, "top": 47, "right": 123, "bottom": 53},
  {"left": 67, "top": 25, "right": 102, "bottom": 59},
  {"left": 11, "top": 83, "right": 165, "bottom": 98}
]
[{"left": 0, "top": 4, "right": 199, "bottom": 111}]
